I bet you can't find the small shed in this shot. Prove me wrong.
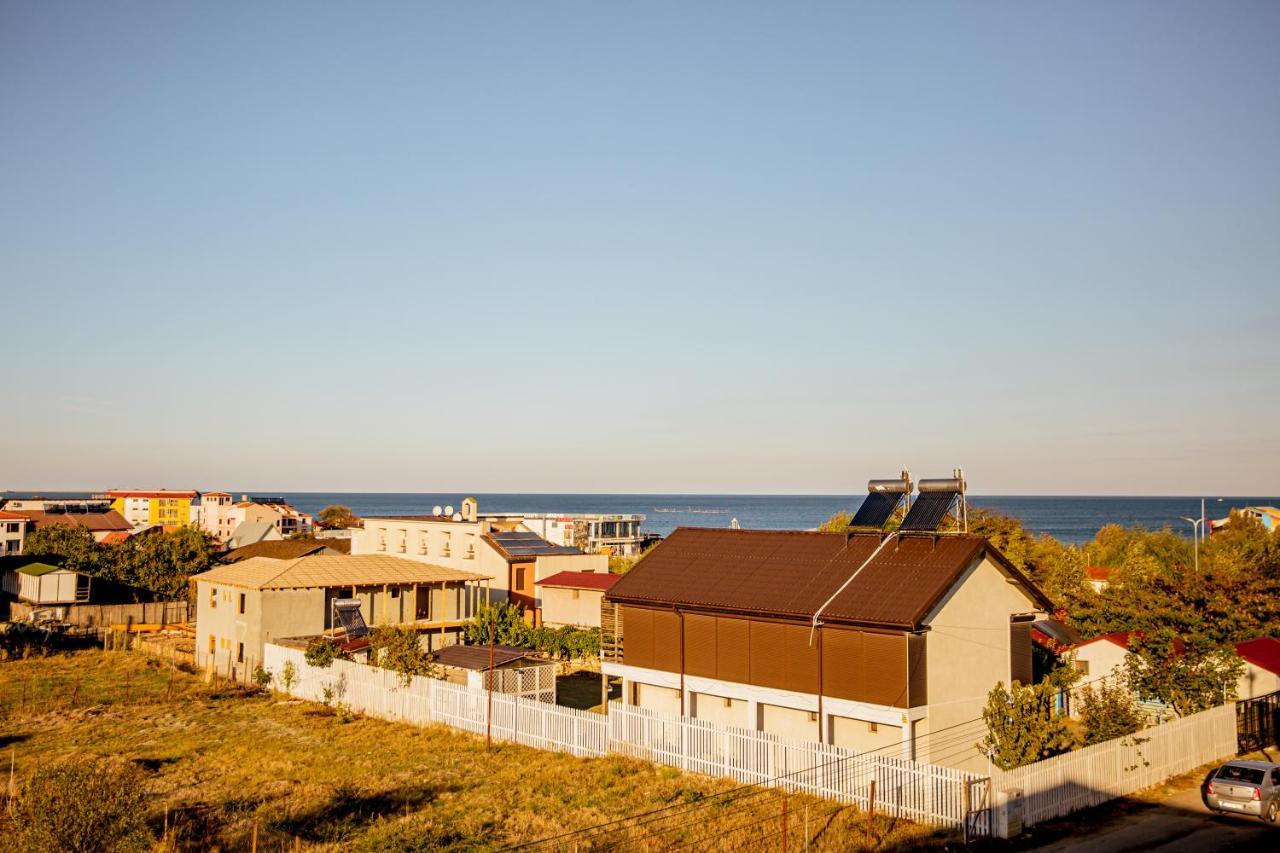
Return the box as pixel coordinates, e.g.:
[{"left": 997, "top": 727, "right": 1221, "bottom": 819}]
[
  {"left": 431, "top": 643, "right": 557, "bottom": 703},
  {"left": 1, "top": 561, "right": 91, "bottom": 605}
]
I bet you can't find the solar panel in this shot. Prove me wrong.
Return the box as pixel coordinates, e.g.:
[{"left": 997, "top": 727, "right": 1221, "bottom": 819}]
[
  {"left": 849, "top": 492, "right": 902, "bottom": 528},
  {"left": 332, "top": 598, "right": 369, "bottom": 639},
  {"left": 899, "top": 491, "right": 958, "bottom": 532}
]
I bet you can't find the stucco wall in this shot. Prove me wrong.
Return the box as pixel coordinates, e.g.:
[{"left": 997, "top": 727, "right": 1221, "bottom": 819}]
[
  {"left": 635, "top": 682, "right": 682, "bottom": 716},
  {"left": 921, "top": 555, "right": 1043, "bottom": 772},
  {"left": 540, "top": 587, "right": 604, "bottom": 628},
  {"left": 1238, "top": 664, "right": 1280, "bottom": 700},
  {"left": 759, "top": 702, "right": 819, "bottom": 741},
  {"left": 691, "top": 691, "right": 750, "bottom": 728},
  {"left": 829, "top": 714, "right": 903, "bottom": 754}
]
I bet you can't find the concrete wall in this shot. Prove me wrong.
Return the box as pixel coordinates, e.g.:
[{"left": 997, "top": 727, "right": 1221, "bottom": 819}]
[
  {"left": 353, "top": 518, "right": 509, "bottom": 600},
  {"left": 534, "top": 552, "right": 608, "bottom": 581},
  {"left": 539, "top": 586, "right": 604, "bottom": 628},
  {"left": 691, "top": 691, "right": 750, "bottom": 728},
  {"left": 921, "top": 555, "right": 1044, "bottom": 772},
  {"left": 1239, "top": 664, "right": 1280, "bottom": 700},
  {"left": 829, "top": 714, "right": 903, "bottom": 754},
  {"left": 635, "top": 682, "right": 682, "bottom": 716},
  {"left": 759, "top": 702, "right": 819, "bottom": 741}
]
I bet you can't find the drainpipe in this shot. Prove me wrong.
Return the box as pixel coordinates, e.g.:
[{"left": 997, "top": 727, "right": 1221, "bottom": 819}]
[
  {"left": 808, "top": 533, "right": 898, "bottom": 646},
  {"left": 817, "top": 625, "right": 825, "bottom": 744},
  {"left": 677, "top": 607, "right": 686, "bottom": 716}
]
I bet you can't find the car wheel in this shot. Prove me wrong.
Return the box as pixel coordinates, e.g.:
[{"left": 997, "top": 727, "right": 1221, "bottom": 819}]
[{"left": 1266, "top": 800, "right": 1278, "bottom": 823}]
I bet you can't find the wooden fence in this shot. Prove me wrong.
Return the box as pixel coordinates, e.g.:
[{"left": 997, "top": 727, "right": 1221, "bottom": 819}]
[
  {"left": 990, "top": 703, "right": 1237, "bottom": 833},
  {"left": 9, "top": 599, "right": 191, "bottom": 632},
  {"left": 262, "top": 643, "right": 984, "bottom": 831}
]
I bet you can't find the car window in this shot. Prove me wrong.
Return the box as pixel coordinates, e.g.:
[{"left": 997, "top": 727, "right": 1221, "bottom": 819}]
[
  {"left": 1272, "top": 769, "right": 1280, "bottom": 785},
  {"left": 1216, "top": 765, "right": 1265, "bottom": 785}
]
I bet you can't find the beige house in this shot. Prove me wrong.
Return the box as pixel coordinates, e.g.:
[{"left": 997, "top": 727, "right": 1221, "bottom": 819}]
[
  {"left": 603, "top": 527, "right": 1052, "bottom": 773},
  {"left": 192, "top": 554, "right": 488, "bottom": 679},
  {"left": 536, "top": 570, "right": 618, "bottom": 628},
  {"left": 0, "top": 511, "right": 29, "bottom": 556},
  {"left": 351, "top": 497, "right": 606, "bottom": 622},
  {"left": 201, "top": 494, "right": 313, "bottom": 545}
]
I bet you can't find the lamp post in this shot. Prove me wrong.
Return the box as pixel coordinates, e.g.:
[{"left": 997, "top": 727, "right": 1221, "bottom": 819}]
[{"left": 1180, "top": 516, "right": 1203, "bottom": 572}]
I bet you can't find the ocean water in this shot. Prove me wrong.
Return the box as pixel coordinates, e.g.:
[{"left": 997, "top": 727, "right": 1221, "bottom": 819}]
[{"left": 7, "top": 491, "right": 1276, "bottom": 545}]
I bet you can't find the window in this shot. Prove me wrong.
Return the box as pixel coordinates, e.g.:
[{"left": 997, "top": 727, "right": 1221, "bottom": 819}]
[
  {"left": 808, "top": 711, "right": 818, "bottom": 722},
  {"left": 236, "top": 643, "right": 244, "bottom": 663},
  {"left": 867, "top": 722, "right": 878, "bottom": 733},
  {"left": 390, "top": 588, "right": 400, "bottom": 599},
  {"left": 571, "top": 589, "right": 580, "bottom": 600},
  {"left": 465, "top": 544, "right": 475, "bottom": 560},
  {"left": 516, "top": 567, "right": 526, "bottom": 589},
  {"left": 238, "top": 593, "right": 246, "bottom": 614},
  {"left": 377, "top": 529, "right": 387, "bottom": 551},
  {"left": 209, "top": 586, "right": 217, "bottom": 608},
  {"left": 723, "top": 697, "right": 733, "bottom": 708},
  {"left": 208, "top": 635, "right": 216, "bottom": 654},
  {"left": 1073, "top": 660, "right": 1090, "bottom": 676}
]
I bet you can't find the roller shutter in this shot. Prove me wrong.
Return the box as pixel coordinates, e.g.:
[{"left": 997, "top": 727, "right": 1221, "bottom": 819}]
[
  {"left": 683, "top": 613, "right": 717, "bottom": 678},
  {"left": 620, "top": 605, "right": 654, "bottom": 669}
]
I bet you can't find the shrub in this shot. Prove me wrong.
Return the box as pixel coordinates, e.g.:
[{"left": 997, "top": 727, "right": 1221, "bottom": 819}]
[
  {"left": 1078, "top": 680, "right": 1145, "bottom": 744},
  {"left": 305, "top": 637, "right": 341, "bottom": 669},
  {"left": 279, "top": 660, "right": 298, "bottom": 693},
  {"left": 252, "top": 665, "right": 273, "bottom": 688},
  {"left": 11, "top": 755, "right": 153, "bottom": 852},
  {"left": 370, "top": 625, "right": 434, "bottom": 686},
  {"left": 978, "top": 681, "right": 1075, "bottom": 770}
]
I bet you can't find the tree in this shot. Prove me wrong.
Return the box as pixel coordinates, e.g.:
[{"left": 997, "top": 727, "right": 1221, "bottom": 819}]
[
  {"left": 1077, "top": 680, "right": 1145, "bottom": 744},
  {"left": 369, "top": 625, "right": 435, "bottom": 685},
  {"left": 305, "top": 637, "right": 341, "bottom": 668},
  {"left": 463, "top": 601, "right": 530, "bottom": 647},
  {"left": 111, "top": 526, "right": 217, "bottom": 598},
  {"left": 816, "top": 511, "right": 853, "bottom": 533},
  {"left": 317, "top": 505, "right": 360, "bottom": 530},
  {"left": 11, "top": 755, "right": 153, "bottom": 852},
  {"left": 978, "top": 681, "right": 1075, "bottom": 770},
  {"left": 1124, "top": 629, "right": 1243, "bottom": 717},
  {"left": 21, "top": 523, "right": 103, "bottom": 575}
]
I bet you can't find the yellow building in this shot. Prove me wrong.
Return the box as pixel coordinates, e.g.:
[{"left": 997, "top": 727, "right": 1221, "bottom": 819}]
[{"left": 106, "top": 490, "right": 199, "bottom": 529}]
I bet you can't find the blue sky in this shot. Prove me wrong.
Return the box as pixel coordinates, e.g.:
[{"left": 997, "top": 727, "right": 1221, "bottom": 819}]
[{"left": 3, "top": 2, "right": 1278, "bottom": 494}]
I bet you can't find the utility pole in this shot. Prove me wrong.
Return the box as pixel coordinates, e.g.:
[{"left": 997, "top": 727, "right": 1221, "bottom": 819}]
[{"left": 486, "top": 616, "right": 495, "bottom": 752}]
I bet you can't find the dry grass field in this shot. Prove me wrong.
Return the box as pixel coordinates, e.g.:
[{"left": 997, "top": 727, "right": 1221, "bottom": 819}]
[{"left": 0, "top": 649, "right": 957, "bottom": 851}]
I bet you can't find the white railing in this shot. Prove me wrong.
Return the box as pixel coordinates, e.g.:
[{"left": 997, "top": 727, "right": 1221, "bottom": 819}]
[
  {"left": 991, "top": 703, "right": 1237, "bottom": 830},
  {"left": 608, "top": 701, "right": 982, "bottom": 828},
  {"left": 262, "top": 643, "right": 983, "bottom": 830}
]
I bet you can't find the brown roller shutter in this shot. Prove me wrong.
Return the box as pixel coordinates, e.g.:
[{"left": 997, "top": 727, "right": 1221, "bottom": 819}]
[
  {"left": 684, "top": 613, "right": 717, "bottom": 678},
  {"left": 782, "top": 624, "right": 820, "bottom": 694},
  {"left": 861, "top": 631, "right": 908, "bottom": 707},
  {"left": 908, "top": 632, "right": 928, "bottom": 707},
  {"left": 717, "top": 616, "right": 750, "bottom": 683},
  {"left": 821, "top": 627, "right": 862, "bottom": 701},
  {"left": 749, "top": 620, "right": 788, "bottom": 689},
  {"left": 621, "top": 605, "right": 654, "bottom": 669},
  {"left": 652, "top": 609, "right": 681, "bottom": 673},
  {"left": 1010, "top": 621, "right": 1033, "bottom": 686}
]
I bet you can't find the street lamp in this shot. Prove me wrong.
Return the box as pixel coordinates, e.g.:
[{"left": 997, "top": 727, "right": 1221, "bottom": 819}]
[{"left": 1180, "top": 516, "right": 1202, "bottom": 572}]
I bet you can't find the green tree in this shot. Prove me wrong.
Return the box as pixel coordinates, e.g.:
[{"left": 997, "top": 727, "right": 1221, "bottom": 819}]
[
  {"left": 11, "top": 755, "right": 153, "bottom": 852},
  {"left": 369, "top": 625, "right": 435, "bottom": 685},
  {"left": 1077, "top": 680, "right": 1145, "bottom": 745},
  {"left": 816, "top": 511, "right": 853, "bottom": 533},
  {"left": 978, "top": 681, "right": 1075, "bottom": 770},
  {"left": 21, "top": 523, "right": 103, "bottom": 575},
  {"left": 1124, "top": 629, "right": 1243, "bottom": 717},
  {"left": 111, "top": 526, "right": 217, "bottom": 598},
  {"left": 304, "top": 637, "right": 341, "bottom": 668},
  {"left": 317, "top": 505, "right": 360, "bottom": 530},
  {"left": 463, "top": 600, "right": 530, "bottom": 646}
]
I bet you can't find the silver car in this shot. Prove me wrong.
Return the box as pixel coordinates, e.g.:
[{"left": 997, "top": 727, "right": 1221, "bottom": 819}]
[{"left": 1205, "top": 760, "right": 1280, "bottom": 822}]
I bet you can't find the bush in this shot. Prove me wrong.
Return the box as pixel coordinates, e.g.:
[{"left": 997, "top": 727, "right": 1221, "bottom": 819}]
[
  {"left": 252, "top": 665, "right": 273, "bottom": 688},
  {"left": 1078, "top": 680, "right": 1145, "bottom": 744},
  {"left": 305, "top": 637, "right": 341, "bottom": 669},
  {"left": 11, "top": 755, "right": 153, "bottom": 852},
  {"left": 978, "top": 681, "right": 1075, "bottom": 770},
  {"left": 370, "top": 625, "right": 434, "bottom": 686}
]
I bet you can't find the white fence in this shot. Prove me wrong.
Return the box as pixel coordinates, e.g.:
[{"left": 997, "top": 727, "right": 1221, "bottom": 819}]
[
  {"left": 991, "top": 703, "right": 1238, "bottom": 830},
  {"left": 609, "top": 701, "right": 985, "bottom": 829},
  {"left": 262, "top": 643, "right": 983, "bottom": 830}
]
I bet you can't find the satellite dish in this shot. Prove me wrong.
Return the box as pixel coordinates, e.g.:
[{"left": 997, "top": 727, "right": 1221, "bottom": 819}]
[
  {"left": 444, "top": 505, "right": 454, "bottom": 517},
  {"left": 452, "top": 512, "right": 462, "bottom": 521},
  {"left": 433, "top": 505, "right": 443, "bottom": 516}
]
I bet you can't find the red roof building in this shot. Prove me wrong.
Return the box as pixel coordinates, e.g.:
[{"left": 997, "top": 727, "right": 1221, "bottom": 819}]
[{"left": 537, "top": 571, "right": 620, "bottom": 592}]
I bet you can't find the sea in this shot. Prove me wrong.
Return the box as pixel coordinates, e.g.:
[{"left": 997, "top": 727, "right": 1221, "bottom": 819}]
[{"left": 10, "top": 492, "right": 1265, "bottom": 546}]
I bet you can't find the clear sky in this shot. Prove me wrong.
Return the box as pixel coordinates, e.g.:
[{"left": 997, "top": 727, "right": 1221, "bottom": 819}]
[{"left": 3, "top": 2, "right": 1278, "bottom": 495}]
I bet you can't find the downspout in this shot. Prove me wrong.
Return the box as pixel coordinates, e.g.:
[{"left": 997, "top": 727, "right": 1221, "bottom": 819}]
[
  {"left": 817, "top": 625, "right": 825, "bottom": 744},
  {"left": 677, "top": 607, "right": 685, "bottom": 716},
  {"left": 808, "top": 533, "right": 898, "bottom": 646}
]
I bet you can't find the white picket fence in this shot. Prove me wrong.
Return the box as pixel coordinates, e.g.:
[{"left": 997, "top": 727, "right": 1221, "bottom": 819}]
[
  {"left": 261, "top": 643, "right": 983, "bottom": 829},
  {"left": 991, "top": 702, "right": 1238, "bottom": 829},
  {"left": 609, "top": 701, "right": 985, "bottom": 829}
]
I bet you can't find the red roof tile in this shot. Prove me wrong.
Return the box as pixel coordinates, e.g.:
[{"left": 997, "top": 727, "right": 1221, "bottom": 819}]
[
  {"left": 537, "top": 571, "right": 619, "bottom": 592},
  {"left": 106, "top": 490, "right": 198, "bottom": 499},
  {"left": 17, "top": 510, "right": 133, "bottom": 532},
  {"left": 0, "top": 511, "right": 30, "bottom": 520},
  {"left": 1235, "top": 638, "right": 1280, "bottom": 675},
  {"left": 1086, "top": 566, "right": 1111, "bottom": 581}
]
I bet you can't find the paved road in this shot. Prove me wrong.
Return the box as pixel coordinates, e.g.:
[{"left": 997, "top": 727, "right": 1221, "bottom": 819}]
[{"left": 1029, "top": 782, "right": 1279, "bottom": 853}]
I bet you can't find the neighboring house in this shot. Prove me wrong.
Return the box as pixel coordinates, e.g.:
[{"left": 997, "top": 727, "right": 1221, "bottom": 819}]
[
  {"left": 1, "top": 497, "right": 112, "bottom": 513},
  {"left": 0, "top": 557, "right": 91, "bottom": 604},
  {"left": 1235, "top": 638, "right": 1280, "bottom": 700},
  {"left": 1210, "top": 505, "right": 1280, "bottom": 533},
  {"left": 0, "top": 511, "right": 30, "bottom": 555},
  {"left": 15, "top": 509, "right": 133, "bottom": 543},
  {"left": 495, "top": 513, "right": 649, "bottom": 556},
  {"left": 1085, "top": 566, "right": 1111, "bottom": 593},
  {"left": 351, "top": 497, "right": 606, "bottom": 621},
  {"left": 106, "top": 489, "right": 199, "bottom": 529},
  {"left": 203, "top": 495, "right": 313, "bottom": 544},
  {"left": 602, "top": 527, "right": 1052, "bottom": 771},
  {"left": 220, "top": 539, "right": 348, "bottom": 564},
  {"left": 536, "top": 570, "right": 619, "bottom": 628},
  {"left": 191, "top": 554, "right": 489, "bottom": 678},
  {"left": 227, "top": 521, "right": 282, "bottom": 549}
]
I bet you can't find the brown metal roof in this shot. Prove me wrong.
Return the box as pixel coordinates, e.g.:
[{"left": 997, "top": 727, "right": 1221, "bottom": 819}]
[
  {"left": 605, "top": 527, "right": 1051, "bottom": 630},
  {"left": 17, "top": 509, "right": 132, "bottom": 532},
  {"left": 430, "top": 644, "right": 533, "bottom": 671},
  {"left": 192, "top": 554, "right": 487, "bottom": 590},
  {"left": 220, "top": 539, "right": 343, "bottom": 563}
]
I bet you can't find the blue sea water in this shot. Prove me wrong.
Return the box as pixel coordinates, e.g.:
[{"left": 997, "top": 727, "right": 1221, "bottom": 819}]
[{"left": 7, "top": 491, "right": 1276, "bottom": 545}]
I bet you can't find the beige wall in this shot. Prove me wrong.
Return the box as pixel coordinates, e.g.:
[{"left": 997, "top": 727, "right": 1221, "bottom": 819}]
[
  {"left": 534, "top": 552, "right": 608, "bottom": 581},
  {"left": 829, "top": 714, "right": 902, "bottom": 754},
  {"left": 921, "top": 555, "right": 1043, "bottom": 772},
  {"left": 539, "top": 586, "right": 604, "bottom": 628},
  {"left": 759, "top": 702, "right": 819, "bottom": 741},
  {"left": 1238, "top": 664, "right": 1280, "bottom": 701},
  {"left": 692, "top": 691, "right": 750, "bottom": 728},
  {"left": 353, "top": 518, "right": 507, "bottom": 598},
  {"left": 635, "top": 682, "right": 682, "bottom": 716}
]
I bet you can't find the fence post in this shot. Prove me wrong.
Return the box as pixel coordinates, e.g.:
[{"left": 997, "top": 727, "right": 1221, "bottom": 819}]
[{"left": 866, "top": 779, "right": 876, "bottom": 849}]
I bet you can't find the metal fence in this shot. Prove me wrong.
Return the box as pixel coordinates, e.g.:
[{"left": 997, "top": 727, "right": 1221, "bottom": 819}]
[
  {"left": 1237, "top": 689, "right": 1280, "bottom": 753},
  {"left": 989, "top": 703, "right": 1238, "bottom": 832},
  {"left": 9, "top": 599, "right": 191, "bottom": 632}
]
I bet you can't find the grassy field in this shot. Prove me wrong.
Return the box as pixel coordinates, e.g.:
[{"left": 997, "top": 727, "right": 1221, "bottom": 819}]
[{"left": 0, "top": 649, "right": 953, "bottom": 851}]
